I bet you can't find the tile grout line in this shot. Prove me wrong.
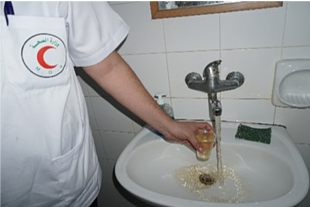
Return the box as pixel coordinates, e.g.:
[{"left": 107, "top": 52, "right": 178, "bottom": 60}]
[
  {"left": 273, "top": 2, "right": 288, "bottom": 126},
  {"left": 119, "top": 45, "right": 310, "bottom": 57},
  {"left": 280, "top": 2, "right": 289, "bottom": 60},
  {"left": 162, "top": 18, "right": 174, "bottom": 107}
]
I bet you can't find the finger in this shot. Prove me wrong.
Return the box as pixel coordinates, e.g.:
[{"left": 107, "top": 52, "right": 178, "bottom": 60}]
[
  {"left": 183, "top": 139, "right": 204, "bottom": 153},
  {"left": 195, "top": 122, "right": 214, "bottom": 133},
  {"left": 188, "top": 134, "right": 204, "bottom": 153}
]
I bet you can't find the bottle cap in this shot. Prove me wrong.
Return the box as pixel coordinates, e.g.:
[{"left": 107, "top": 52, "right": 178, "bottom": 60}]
[{"left": 154, "top": 93, "right": 166, "bottom": 106}]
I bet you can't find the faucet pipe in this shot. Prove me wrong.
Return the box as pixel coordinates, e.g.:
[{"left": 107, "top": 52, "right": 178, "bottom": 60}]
[{"left": 209, "top": 93, "right": 222, "bottom": 116}]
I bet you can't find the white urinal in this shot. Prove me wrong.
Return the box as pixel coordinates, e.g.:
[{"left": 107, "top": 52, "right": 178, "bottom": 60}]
[{"left": 272, "top": 59, "right": 310, "bottom": 108}]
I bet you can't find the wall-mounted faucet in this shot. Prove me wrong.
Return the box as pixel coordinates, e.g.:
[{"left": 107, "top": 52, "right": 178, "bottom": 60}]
[{"left": 185, "top": 60, "right": 244, "bottom": 117}]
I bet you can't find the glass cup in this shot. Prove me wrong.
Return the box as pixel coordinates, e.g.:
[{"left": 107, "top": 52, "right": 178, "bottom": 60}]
[{"left": 195, "top": 129, "right": 215, "bottom": 161}]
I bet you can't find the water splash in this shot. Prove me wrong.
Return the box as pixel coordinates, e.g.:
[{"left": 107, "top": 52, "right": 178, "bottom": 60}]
[{"left": 175, "top": 164, "right": 247, "bottom": 203}]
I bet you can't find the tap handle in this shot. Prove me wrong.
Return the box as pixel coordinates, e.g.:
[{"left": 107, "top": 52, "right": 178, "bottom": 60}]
[
  {"left": 226, "top": 71, "right": 245, "bottom": 87},
  {"left": 185, "top": 72, "right": 202, "bottom": 85},
  {"left": 203, "top": 60, "right": 222, "bottom": 78}
]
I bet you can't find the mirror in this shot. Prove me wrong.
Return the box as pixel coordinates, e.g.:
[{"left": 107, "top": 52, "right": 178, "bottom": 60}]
[{"left": 150, "top": 1, "right": 283, "bottom": 19}]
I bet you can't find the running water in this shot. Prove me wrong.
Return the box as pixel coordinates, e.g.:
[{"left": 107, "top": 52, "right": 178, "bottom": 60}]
[
  {"left": 215, "top": 115, "right": 224, "bottom": 187},
  {"left": 175, "top": 164, "right": 247, "bottom": 203},
  {"left": 174, "top": 116, "right": 248, "bottom": 203}
]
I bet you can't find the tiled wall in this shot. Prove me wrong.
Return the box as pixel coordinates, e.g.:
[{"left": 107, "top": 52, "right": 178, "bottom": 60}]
[{"left": 77, "top": 2, "right": 310, "bottom": 207}]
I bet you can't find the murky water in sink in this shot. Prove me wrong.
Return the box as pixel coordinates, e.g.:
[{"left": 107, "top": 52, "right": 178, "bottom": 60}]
[
  {"left": 175, "top": 164, "right": 247, "bottom": 203},
  {"left": 174, "top": 116, "right": 247, "bottom": 203}
]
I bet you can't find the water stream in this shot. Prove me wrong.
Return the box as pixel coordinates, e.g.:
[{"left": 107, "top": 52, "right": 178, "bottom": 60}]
[
  {"left": 215, "top": 115, "right": 224, "bottom": 187},
  {"left": 175, "top": 116, "right": 247, "bottom": 203}
]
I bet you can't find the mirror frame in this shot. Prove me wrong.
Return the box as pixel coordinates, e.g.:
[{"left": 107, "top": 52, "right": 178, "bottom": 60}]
[{"left": 150, "top": 1, "right": 283, "bottom": 19}]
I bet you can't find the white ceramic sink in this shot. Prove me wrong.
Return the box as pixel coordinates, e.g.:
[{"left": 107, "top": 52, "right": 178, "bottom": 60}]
[{"left": 115, "top": 122, "right": 309, "bottom": 207}]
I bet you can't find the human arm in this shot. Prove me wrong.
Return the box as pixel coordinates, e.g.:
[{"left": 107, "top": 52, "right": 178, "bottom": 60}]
[{"left": 82, "top": 51, "right": 213, "bottom": 152}]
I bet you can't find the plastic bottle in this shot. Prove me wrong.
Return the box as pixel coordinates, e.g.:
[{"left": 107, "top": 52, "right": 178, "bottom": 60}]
[{"left": 154, "top": 93, "right": 175, "bottom": 137}]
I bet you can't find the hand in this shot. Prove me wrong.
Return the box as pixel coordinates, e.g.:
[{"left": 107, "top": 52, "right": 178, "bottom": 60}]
[{"left": 162, "top": 121, "right": 214, "bottom": 153}]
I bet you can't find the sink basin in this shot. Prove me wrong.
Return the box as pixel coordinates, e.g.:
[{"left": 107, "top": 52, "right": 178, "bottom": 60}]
[{"left": 115, "top": 122, "right": 309, "bottom": 207}]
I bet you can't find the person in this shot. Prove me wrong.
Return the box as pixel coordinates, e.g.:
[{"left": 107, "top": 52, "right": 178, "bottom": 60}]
[{"left": 1, "top": 2, "right": 213, "bottom": 207}]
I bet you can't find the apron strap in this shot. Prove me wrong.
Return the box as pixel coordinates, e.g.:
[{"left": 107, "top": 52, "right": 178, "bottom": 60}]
[{"left": 4, "top": 1, "right": 15, "bottom": 26}]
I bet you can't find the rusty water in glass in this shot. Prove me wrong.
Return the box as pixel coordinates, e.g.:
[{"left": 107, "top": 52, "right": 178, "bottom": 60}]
[{"left": 195, "top": 129, "right": 215, "bottom": 161}]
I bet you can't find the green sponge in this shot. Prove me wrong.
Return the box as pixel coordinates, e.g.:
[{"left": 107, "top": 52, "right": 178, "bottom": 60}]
[{"left": 235, "top": 124, "right": 271, "bottom": 144}]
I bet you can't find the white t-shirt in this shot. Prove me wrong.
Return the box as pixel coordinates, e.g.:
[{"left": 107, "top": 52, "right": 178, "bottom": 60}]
[{"left": 1, "top": 2, "right": 129, "bottom": 207}]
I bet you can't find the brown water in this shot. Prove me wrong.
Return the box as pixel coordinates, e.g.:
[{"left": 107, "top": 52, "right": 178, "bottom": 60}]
[
  {"left": 174, "top": 116, "right": 247, "bottom": 203},
  {"left": 215, "top": 116, "right": 224, "bottom": 187},
  {"left": 175, "top": 164, "right": 247, "bottom": 203}
]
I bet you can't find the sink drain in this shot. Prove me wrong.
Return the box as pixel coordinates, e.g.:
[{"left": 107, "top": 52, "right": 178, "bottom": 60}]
[{"left": 199, "top": 173, "right": 215, "bottom": 186}]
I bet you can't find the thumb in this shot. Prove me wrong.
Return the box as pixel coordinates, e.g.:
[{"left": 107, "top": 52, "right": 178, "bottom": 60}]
[{"left": 189, "top": 134, "right": 204, "bottom": 153}]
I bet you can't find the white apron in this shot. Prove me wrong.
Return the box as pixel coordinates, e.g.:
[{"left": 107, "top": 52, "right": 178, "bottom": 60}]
[{"left": 1, "top": 12, "right": 101, "bottom": 207}]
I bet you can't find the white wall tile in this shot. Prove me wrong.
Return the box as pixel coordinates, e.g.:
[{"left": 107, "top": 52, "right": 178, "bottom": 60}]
[
  {"left": 164, "top": 14, "right": 220, "bottom": 52},
  {"left": 98, "top": 158, "right": 113, "bottom": 184},
  {"left": 85, "top": 83, "right": 101, "bottom": 97},
  {"left": 92, "top": 130, "right": 106, "bottom": 159},
  {"left": 172, "top": 98, "right": 211, "bottom": 120},
  {"left": 132, "top": 119, "right": 143, "bottom": 133},
  {"left": 274, "top": 107, "right": 310, "bottom": 144},
  {"left": 282, "top": 47, "right": 310, "bottom": 59},
  {"left": 221, "top": 99, "right": 275, "bottom": 123},
  {"left": 283, "top": 2, "right": 310, "bottom": 47},
  {"left": 107, "top": 160, "right": 116, "bottom": 185},
  {"left": 112, "top": 2, "right": 165, "bottom": 54},
  {"left": 221, "top": 5, "right": 286, "bottom": 49},
  {"left": 90, "top": 97, "right": 134, "bottom": 132},
  {"left": 167, "top": 51, "right": 220, "bottom": 98},
  {"left": 221, "top": 48, "right": 282, "bottom": 99},
  {"left": 122, "top": 54, "right": 170, "bottom": 97},
  {"left": 77, "top": 75, "right": 89, "bottom": 96},
  {"left": 107, "top": 160, "right": 116, "bottom": 176},
  {"left": 99, "top": 131, "right": 135, "bottom": 160}
]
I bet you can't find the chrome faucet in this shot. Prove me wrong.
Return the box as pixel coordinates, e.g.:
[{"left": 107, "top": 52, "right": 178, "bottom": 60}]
[
  {"left": 185, "top": 60, "right": 244, "bottom": 116},
  {"left": 209, "top": 93, "right": 222, "bottom": 116}
]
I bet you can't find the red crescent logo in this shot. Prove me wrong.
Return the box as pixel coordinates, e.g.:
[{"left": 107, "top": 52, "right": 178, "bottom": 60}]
[{"left": 37, "top": 46, "right": 58, "bottom": 69}]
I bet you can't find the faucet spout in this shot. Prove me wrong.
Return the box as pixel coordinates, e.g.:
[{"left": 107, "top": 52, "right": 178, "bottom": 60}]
[
  {"left": 185, "top": 60, "right": 245, "bottom": 118},
  {"left": 209, "top": 93, "right": 222, "bottom": 116}
]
